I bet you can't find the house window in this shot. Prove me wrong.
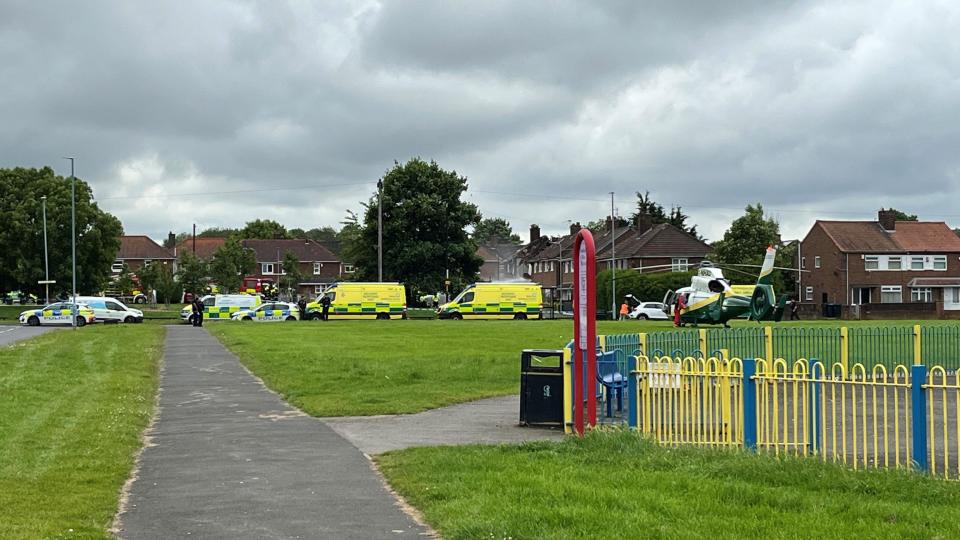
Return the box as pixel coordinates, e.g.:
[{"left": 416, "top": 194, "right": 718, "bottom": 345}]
[
  {"left": 888, "top": 256, "right": 902, "bottom": 270},
  {"left": 143, "top": 259, "right": 152, "bottom": 267},
  {"left": 801, "top": 257, "right": 806, "bottom": 269},
  {"left": 911, "top": 287, "right": 933, "bottom": 302},
  {"left": 261, "top": 263, "right": 274, "bottom": 275},
  {"left": 314, "top": 286, "right": 323, "bottom": 295},
  {"left": 313, "top": 262, "right": 322, "bottom": 275},
  {"left": 671, "top": 258, "right": 689, "bottom": 272},
  {"left": 864, "top": 256, "right": 879, "bottom": 270},
  {"left": 343, "top": 264, "right": 355, "bottom": 274},
  {"left": 933, "top": 256, "right": 947, "bottom": 270},
  {"left": 880, "top": 286, "right": 902, "bottom": 304},
  {"left": 910, "top": 256, "right": 924, "bottom": 270},
  {"left": 805, "top": 286, "right": 813, "bottom": 301},
  {"left": 814, "top": 256, "right": 821, "bottom": 269},
  {"left": 952, "top": 288, "right": 960, "bottom": 303},
  {"left": 111, "top": 260, "right": 123, "bottom": 273}
]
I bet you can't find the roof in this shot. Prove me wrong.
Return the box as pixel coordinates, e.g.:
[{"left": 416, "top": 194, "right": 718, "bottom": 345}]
[
  {"left": 118, "top": 235, "right": 175, "bottom": 260},
  {"left": 907, "top": 277, "right": 960, "bottom": 288},
  {"left": 242, "top": 239, "right": 340, "bottom": 262},
  {"left": 176, "top": 237, "right": 227, "bottom": 260},
  {"left": 612, "top": 223, "right": 713, "bottom": 259},
  {"left": 814, "top": 221, "right": 960, "bottom": 253}
]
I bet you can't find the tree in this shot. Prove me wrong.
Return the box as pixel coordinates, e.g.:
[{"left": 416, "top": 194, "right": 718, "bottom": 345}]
[
  {"left": 473, "top": 217, "right": 521, "bottom": 245},
  {"left": 279, "top": 251, "right": 303, "bottom": 297},
  {"left": 884, "top": 208, "right": 918, "bottom": 221},
  {"left": 585, "top": 216, "right": 630, "bottom": 232},
  {"left": 0, "top": 167, "right": 123, "bottom": 296},
  {"left": 209, "top": 238, "right": 256, "bottom": 293},
  {"left": 632, "top": 191, "right": 701, "bottom": 239},
  {"left": 138, "top": 262, "right": 181, "bottom": 305},
  {"left": 113, "top": 263, "right": 136, "bottom": 295},
  {"left": 239, "top": 219, "right": 289, "bottom": 240},
  {"left": 711, "top": 203, "right": 794, "bottom": 293},
  {"left": 343, "top": 158, "right": 482, "bottom": 299},
  {"left": 289, "top": 226, "right": 338, "bottom": 244},
  {"left": 175, "top": 252, "right": 208, "bottom": 297}
]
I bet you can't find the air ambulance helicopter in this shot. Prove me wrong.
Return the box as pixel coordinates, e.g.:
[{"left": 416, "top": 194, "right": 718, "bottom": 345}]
[{"left": 659, "top": 246, "right": 797, "bottom": 327}]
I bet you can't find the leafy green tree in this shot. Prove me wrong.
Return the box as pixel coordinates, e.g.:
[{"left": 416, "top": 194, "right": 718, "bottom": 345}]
[
  {"left": 209, "top": 238, "right": 256, "bottom": 293},
  {"left": 0, "top": 166, "right": 122, "bottom": 295},
  {"left": 586, "top": 215, "right": 630, "bottom": 232},
  {"left": 239, "top": 219, "right": 289, "bottom": 240},
  {"left": 473, "top": 217, "right": 521, "bottom": 245},
  {"left": 279, "top": 251, "right": 303, "bottom": 295},
  {"left": 289, "top": 226, "right": 338, "bottom": 244},
  {"left": 113, "top": 263, "right": 136, "bottom": 294},
  {"left": 138, "top": 262, "right": 180, "bottom": 305},
  {"left": 632, "top": 191, "right": 702, "bottom": 239},
  {"left": 711, "top": 204, "right": 793, "bottom": 293},
  {"left": 176, "top": 251, "right": 209, "bottom": 297},
  {"left": 343, "top": 159, "right": 482, "bottom": 298},
  {"left": 885, "top": 208, "right": 918, "bottom": 221}
]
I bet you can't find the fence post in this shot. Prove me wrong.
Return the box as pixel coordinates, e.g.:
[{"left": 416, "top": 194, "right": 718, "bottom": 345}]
[
  {"left": 563, "top": 346, "right": 573, "bottom": 435},
  {"left": 599, "top": 334, "right": 606, "bottom": 352},
  {"left": 911, "top": 364, "right": 928, "bottom": 472},
  {"left": 638, "top": 333, "right": 647, "bottom": 357},
  {"left": 840, "top": 327, "right": 849, "bottom": 378},
  {"left": 913, "top": 325, "right": 922, "bottom": 366},
  {"left": 763, "top": 327, "right": 773, "bottom": 366},
  {"left": 698, "top": 329, "right": 707, "bottom": 357},
  {"left": 809, "top": 359, "right": 821, "bottom": 455},
  {"left": 628, "top": 355, "right": 638, "bottom": 429},
  {"left": 743, "top": 358, "right": 757, "bottom": 451}
]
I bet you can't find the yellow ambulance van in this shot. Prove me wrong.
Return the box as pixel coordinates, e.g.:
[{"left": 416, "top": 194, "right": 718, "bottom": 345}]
[
  {"left": 438, "top": 282, "right": 542, "bottom": 320},
  {"left": 305, "top": 282, "right": 406, "bottom": 320}
]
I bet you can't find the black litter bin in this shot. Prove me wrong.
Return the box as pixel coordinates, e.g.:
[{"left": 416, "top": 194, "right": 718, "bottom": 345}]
[{"left": 519, "top": 349, "right": 565, "bottom": 427}]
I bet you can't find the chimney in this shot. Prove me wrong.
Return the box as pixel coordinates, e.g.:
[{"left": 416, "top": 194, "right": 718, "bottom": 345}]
[
  {"left": 635, "top": 213, "right": 653, "bottom": 235},
  {"left": 569, "top": 222, "right": 581, "bottom": 235},
  {"left": 605, "top": 216, "right": 613, "bottom": 232},
  {"left": 529, "top": 224, "right": 541, "bottom": 243},
  {"left": 167, "top": 231, "right": 176, "bottom": 248},
  {"left": 878, "top": 209, "right": 897, "bottom": 231}
]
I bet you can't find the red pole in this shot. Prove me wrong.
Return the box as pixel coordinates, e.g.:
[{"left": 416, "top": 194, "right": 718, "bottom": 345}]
[{"left": 572, "top": 229, "right": 597, "bottom": 434}]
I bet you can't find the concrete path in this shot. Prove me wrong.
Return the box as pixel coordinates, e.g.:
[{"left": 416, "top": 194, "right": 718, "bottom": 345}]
[
  {"left": 322, "top": 396, "right": 564, "bottom": 455},
  {"left": 117, "top": 326, "right": 428, "bottom": 539},
  {"left": 0, "top": 325, "right": 55, "bottom": 347}
]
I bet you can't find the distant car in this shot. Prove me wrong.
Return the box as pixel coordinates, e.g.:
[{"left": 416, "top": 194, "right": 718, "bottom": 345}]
[
  {"left": 231, "top": 302, "right": 300, "bottom": 322},
  {"left": 628, "top": 302, "right": 669, "bottom": 320},
  {"left": 19, "top": 302, "right": 95, "bottom": 327},
  {"left": 75, "top": 296, "right": 144, "bottom": 323}
]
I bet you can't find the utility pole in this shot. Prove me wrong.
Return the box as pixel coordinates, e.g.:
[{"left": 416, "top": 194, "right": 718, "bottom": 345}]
[
  {"left": 65, "top": 157, "right": 76, "bottom": 329},
  {"left": 192, "top": 223, "right": 196, "bottom": 254},
  {"left": 377, "top": 179, "right": 383, "bottom": 282},
  {"left": 610, "top": 191, "right": 616, "bottom": 320},
  {"left": 41, "top": 196, "right": 50, "bottom": 304}
]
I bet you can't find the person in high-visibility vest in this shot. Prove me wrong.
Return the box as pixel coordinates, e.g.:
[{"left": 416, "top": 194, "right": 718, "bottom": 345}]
[{"left": 619, "top": 302, "right": 629, "bottom": 321}]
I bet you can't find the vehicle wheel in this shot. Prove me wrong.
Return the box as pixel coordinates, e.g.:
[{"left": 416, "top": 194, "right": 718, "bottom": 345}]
[
  {"left": 638, "top": 314, "right": 648, "bottom": 320},
  {"left": 376, "top": 313, "right": 390, "bottom": 320},
  {"left": 242, "top": 316, "right": 253, "bottom": 321},
  {"left": 27, "top": 315, "right": 39, "bottom": 326},
  {"left": 134, "top": 297, "right": 146, "bottom": 304},
  {"left": 124, "top": 316, "right": 135, "bottom": 324},
  {"left": 310, "top": 313, "right": 323, "bottom": 321},
  {"left": 76, "top": 317, "right": 86, "bottom": 327},
  {"left": 513, "top": 313, "right": 527, "bottom": 320},
  {"left": 286, "top": 316, "right": 296, "bottom": 321},
  {"left": 450, "top": 312, "right": 463, "bottom": 320}
]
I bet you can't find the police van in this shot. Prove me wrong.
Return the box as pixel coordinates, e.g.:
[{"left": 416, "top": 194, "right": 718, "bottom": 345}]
[
  {"left": 305, "top": 282, "right": 406, "bottom": 320},
  {"left": 231, "top": 302, "right": 300, "bottom": 322},
  {"left": 180, "top": 294, "right": 262, "bottom": 323},
  {"left": 438, "top": 282, "right": 543, "bottom": 320},
  {"left": 19, "top": 302, "right": 96, "bottom": 326},
  {"left": 75, "top": 296, "right": 144, "bottom": 323}
]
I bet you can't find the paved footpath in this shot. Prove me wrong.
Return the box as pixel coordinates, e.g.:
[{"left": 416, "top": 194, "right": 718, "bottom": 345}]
[
  {"left": 117, "top": 326, "right": 429, "bottom": 539},
  {"left": 0, "top": 325, "right": 55, "bottom": 347}
]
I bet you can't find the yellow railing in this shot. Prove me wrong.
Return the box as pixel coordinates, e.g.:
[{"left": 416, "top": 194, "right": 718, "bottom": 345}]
[{"left": 924, "top": 368, "right": 960, "bottom": 478}]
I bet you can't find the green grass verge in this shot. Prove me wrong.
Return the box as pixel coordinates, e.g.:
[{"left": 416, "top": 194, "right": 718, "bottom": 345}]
[
  {"left": 377, "top": 431, "right": 960, "bottom": 539},
  {"left": 0, "top": 325, "right": 163, "bottom": 538}
]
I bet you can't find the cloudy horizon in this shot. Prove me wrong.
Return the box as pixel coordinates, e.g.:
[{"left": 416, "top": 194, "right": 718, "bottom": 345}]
[{"left": 3, "top": 0, "right": 959, "bottom": 245}]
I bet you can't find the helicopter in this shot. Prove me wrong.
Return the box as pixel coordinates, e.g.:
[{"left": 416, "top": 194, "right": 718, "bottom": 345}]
[{"left": 660, "top": 246, "right": 796, "bottom": 327}]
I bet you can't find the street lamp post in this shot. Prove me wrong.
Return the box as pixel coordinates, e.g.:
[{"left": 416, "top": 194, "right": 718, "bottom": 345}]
[
  {"left": 65, "top": 157, "right": 76, "bottom": 329},
  {"left": 610, "top": 192, "right": 617, "bottom": 320},
  {"left": 377, "top": 179, "right": 383, "bottom": 282},
  {"left": 41, "top": 196, "right": 49, "bottom": 304}
]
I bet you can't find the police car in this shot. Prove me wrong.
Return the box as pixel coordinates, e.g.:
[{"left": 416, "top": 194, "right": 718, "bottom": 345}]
[
  {"left": 230, "top": 302, "right": 300, "bottom": 322},
  {"left": 19, "top": 302, "right": 96, "bottom": 327}
]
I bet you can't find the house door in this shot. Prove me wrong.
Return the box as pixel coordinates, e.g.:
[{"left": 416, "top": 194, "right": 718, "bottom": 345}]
[
  {"left": 853, "top": 287, "right": 872, "bottom": 304},
  {"left": 945, "top": 288, "right": 960, "bottom": 311}
]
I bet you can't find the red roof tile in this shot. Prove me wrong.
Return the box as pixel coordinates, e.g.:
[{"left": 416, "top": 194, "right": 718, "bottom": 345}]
[
  {"left": 815, "top": 221, "right": 960, "bottom": 253},
  {"left": 118, "top": 236, "right": 175, "bottom": 260},
  {"left": 176, "top": 237, "right": 227, "bottom": 260}
]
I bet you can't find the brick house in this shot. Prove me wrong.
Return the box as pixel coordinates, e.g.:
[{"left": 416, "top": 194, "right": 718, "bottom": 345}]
[
  {"left": 477, "top": 243, "right": 524, "bottom": 281},
  {"left": 114, "top": 235, "right": 176, "bottom": 274},
  {"left": 175, "top": 236, "right": 227, "bottom": 262},
  {"left": 800, "top": 209, "right": 960, "bottom": 319},
  {"left": 241, "top": 239, "right": 343, "bottom": 299}
]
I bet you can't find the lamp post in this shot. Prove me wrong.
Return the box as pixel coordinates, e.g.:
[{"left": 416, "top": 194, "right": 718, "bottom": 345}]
[
  {"left": 41, "top": 196, "right": 49, "bottom": 304},
  {"left": 377, "top": 179, "right": 383, "bottom": 282},
  {"left": 610, "top": 191, "right": 616, "bottom": 320},
  {"left": 64, "top": 157, "right": 76, "bottom": 329}
]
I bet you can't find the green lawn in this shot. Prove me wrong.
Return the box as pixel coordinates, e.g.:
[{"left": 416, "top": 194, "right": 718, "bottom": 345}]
[
  {"left": 378, "top": 431, "right": 960, "bottom": 539},
  {"left": 0, "top": 325, "right": 163, "bottom": 539}
]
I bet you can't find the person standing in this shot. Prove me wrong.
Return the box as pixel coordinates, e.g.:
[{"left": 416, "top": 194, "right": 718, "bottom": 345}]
[
  {"left": 673, "top": 294, "right": 686, "bottom": 327},
  {"left": 619, "top": 302, "right": 629, "bottom": 321},
  {"left": 193, "top": 297, "right": 204, "bottom": 327},
  {"left": 790, "top": 298, "right": 800, "bottom": 321},
  {"left": 320, "top": 293, "right": 331, "bottom": 321},
  {"left": 297, "top": 297, "right": 307, "bottom": 321},
  {"left": 190, "top": 295, "right": 201, "bottom": 327}
]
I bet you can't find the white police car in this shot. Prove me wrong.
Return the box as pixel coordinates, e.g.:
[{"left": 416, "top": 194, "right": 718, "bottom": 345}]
[
  {"left": 19, "top": 302, "right": 96, "bottom": 327},
  {"left": 231, "top": 302, "right": 300, "bottom": 322}
]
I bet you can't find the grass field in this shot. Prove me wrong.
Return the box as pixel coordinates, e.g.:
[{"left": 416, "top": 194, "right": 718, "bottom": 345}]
[
  {"left": 0, "top": 325, "right": 163, "bottom": 538},
  {"left": 378, "top": 431, "right": 960, "bottom": 539},
  {"left": 207, "top": 319, "right": 957, "bottom": 417}
]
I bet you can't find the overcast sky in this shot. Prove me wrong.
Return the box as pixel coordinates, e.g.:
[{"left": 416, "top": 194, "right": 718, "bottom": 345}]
[{"left": 3, "top": 1, "right": 959, "bottom": 244}]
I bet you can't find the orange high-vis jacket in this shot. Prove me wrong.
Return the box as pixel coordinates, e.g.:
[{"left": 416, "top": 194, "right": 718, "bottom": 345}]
[{"left": 619, "top": 303, "right": 629, "bottom": 316}]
